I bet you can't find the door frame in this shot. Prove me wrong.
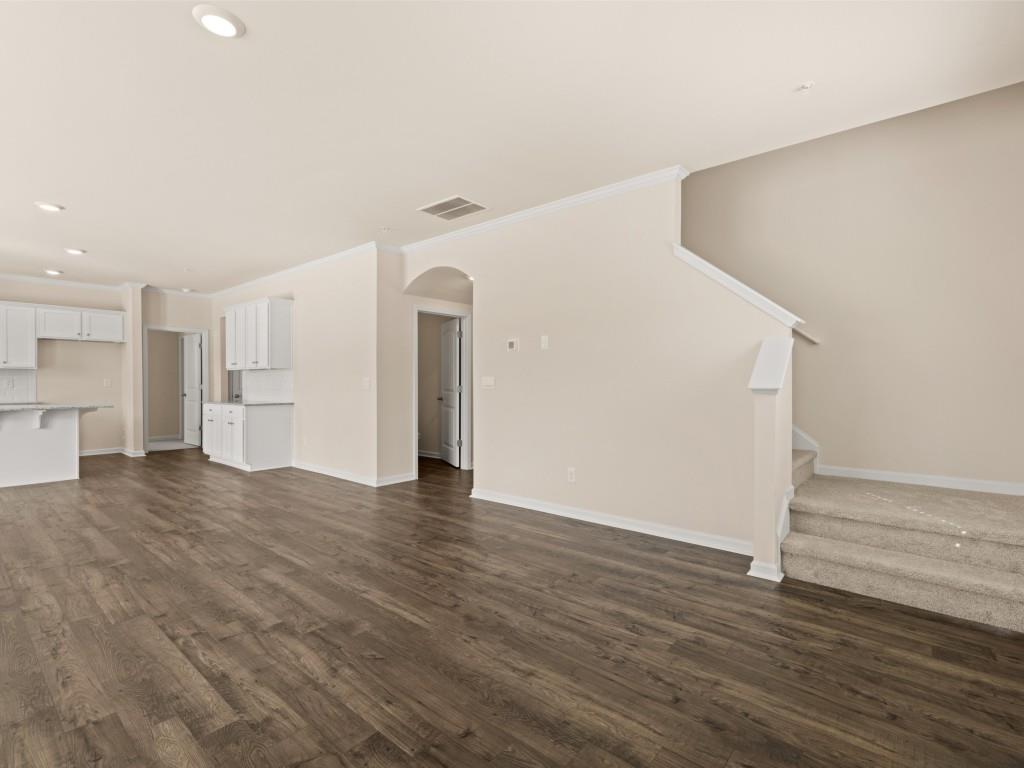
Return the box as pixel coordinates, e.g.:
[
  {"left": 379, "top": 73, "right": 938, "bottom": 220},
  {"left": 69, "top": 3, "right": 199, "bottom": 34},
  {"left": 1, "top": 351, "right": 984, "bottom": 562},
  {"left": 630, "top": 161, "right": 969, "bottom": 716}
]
[
  {"left": 412, "top": 306, "right": 472, "bottom": 478},
  {"left": 142, "top": 325, "right": 209, "bottom": 452}
]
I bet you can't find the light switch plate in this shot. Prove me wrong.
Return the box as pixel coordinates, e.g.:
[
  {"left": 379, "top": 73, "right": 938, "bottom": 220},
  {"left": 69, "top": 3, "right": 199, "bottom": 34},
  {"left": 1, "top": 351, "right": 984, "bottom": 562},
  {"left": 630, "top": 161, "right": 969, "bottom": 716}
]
[
  {"left": 506, "top": 338, "right": 519, "bottom": 352},
  {"left": 540, "top": 335, "right": 549, "bottom": 350}
]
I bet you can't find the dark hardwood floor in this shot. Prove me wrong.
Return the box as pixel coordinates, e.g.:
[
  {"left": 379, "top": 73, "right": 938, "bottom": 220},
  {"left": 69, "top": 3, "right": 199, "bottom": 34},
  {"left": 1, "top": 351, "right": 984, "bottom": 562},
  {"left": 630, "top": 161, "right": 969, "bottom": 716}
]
[{"left": 1, "top": 451, "right": 1022, "bottom": 767}]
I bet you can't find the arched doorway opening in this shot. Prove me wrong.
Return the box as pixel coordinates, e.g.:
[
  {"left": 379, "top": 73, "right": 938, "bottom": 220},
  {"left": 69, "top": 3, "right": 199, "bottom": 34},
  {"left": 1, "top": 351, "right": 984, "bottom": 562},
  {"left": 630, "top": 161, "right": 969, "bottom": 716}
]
[{"left": 405, "top": 267, "right": 474, "bottom": 479}]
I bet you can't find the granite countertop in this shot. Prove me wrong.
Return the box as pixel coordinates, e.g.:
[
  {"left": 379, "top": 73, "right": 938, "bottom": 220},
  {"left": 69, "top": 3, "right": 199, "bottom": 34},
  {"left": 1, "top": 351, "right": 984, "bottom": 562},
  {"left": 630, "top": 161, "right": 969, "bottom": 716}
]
[
  {"left": 204, "top": 401, "right": 294, "bottom": 406},
  {"left": 0, "top": 402, "right": 113, "bottom": 412}
]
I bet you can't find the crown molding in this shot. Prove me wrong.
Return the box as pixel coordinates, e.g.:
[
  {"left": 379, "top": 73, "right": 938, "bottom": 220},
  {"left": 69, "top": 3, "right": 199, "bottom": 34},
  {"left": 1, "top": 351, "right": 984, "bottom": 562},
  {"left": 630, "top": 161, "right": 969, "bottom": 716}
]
[
  {"left": 0, "top": 271, "right": 122, "bottom": 293},
  {"left": 402, "top": 165, "right": 688, "bottom": 254},
  {"left": 673, "top": 244, "right": 803, "bottom": 328},
  {"left": 210, "top": 241, "right": 378, "bottom": 299},
  {"left": 142, "top": 285, "right": 213, "bottom": 300}
]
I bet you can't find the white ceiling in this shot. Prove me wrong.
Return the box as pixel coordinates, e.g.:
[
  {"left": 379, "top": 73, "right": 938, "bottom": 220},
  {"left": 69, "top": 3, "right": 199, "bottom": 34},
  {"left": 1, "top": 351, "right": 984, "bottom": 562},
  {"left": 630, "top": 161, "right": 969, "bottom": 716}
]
[{"left": 2, "top": 1, "right": 1023, "bottom": 293}]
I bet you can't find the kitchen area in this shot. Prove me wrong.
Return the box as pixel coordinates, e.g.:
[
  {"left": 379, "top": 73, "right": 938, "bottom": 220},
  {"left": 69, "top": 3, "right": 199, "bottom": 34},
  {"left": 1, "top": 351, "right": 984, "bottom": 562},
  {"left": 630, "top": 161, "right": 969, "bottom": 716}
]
[
  {"left": 0, "top": 300, "right": 120, "bottom": 488},
  {"left": 202, "top": 296, "right": 294, "bottom": 472}
]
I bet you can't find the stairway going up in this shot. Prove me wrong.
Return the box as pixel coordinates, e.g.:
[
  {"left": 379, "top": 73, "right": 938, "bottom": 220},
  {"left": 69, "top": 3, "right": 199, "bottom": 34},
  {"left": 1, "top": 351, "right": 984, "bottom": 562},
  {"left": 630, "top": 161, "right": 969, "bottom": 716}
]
[{"left": 782, "top": 458, "right": 1024, "bottom": 633}]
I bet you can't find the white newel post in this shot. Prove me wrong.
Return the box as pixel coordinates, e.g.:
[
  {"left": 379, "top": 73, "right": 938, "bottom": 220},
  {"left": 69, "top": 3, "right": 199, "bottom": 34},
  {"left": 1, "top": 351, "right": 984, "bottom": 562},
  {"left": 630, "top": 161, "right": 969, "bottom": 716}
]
[{"left": 747, "top": 336, "right": 794, "bottom": 582}]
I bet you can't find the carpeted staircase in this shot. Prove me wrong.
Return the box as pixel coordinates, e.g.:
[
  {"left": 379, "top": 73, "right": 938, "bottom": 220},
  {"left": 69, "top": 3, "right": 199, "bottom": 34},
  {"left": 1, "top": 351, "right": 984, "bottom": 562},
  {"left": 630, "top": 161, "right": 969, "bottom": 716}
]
[{"left": 782, "top": 452, "right": 1024, "bottom": 633}]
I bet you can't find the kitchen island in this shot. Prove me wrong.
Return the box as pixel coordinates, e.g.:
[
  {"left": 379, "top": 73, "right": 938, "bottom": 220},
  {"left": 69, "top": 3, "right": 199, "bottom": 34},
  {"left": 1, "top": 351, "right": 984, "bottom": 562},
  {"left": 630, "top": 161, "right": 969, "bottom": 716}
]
[{"left": 0, "top": 403, "right": 113, "bottom": 488}]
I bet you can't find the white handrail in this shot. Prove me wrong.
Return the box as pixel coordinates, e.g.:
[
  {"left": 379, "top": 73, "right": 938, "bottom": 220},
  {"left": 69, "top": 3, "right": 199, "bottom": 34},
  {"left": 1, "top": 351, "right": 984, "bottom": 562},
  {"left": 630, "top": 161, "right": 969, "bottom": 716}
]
[{"left": 748, "top": 337, "right": 794, "bottom": 394}]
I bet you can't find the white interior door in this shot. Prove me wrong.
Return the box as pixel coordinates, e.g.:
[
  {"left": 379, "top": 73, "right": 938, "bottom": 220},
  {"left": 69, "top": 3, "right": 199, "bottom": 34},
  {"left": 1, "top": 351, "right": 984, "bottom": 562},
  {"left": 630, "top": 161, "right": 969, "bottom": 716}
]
[
  {"left": 440, "top": 318, "right": 461, "bottom": 467},
  {"left": 182, "top": 334, "right": 203, "bottom": 445}
]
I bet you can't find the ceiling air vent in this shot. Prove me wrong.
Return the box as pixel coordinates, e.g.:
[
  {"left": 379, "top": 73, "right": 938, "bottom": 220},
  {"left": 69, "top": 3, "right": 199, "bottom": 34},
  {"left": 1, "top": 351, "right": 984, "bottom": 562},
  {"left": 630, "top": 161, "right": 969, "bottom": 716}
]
[{"left": 419, "top": 196, "right": 486, "bottom": 221}]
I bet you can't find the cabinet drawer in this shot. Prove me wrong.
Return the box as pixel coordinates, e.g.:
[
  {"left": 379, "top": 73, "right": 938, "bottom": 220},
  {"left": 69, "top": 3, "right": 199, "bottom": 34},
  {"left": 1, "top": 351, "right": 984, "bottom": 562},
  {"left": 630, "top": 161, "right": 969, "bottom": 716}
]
[{"left": 225, "top": 405, "right": 245, "bottom": 422}]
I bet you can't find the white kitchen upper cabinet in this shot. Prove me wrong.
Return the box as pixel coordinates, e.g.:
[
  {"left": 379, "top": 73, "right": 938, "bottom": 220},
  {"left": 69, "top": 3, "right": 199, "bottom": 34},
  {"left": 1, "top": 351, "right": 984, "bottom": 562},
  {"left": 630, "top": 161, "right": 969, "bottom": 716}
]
[
  {"left": 225, "top": 306, "right": 244, "bottom": 370},
  {"left": 0, "top": 304, "right": 38, "bottom": 369},
  {"left": 82, "top": 310, "right": 125, "bottom": 342},
  {"left": 224, "top": 298, "right": 291, "bottom": 370},
  {"left": 36, "top": 307, "right": 82, "bottom": 340}
]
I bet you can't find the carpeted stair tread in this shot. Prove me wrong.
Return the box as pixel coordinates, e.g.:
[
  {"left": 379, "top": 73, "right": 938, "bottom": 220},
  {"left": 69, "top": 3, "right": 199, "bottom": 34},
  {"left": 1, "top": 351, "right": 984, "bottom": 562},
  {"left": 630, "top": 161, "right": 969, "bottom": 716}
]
[
  {"left": 791, "top": 476, "right": 1024, "bottom": 546},
  {"left": 782, "top": 532, "right": 1024, "bottom": 603}
]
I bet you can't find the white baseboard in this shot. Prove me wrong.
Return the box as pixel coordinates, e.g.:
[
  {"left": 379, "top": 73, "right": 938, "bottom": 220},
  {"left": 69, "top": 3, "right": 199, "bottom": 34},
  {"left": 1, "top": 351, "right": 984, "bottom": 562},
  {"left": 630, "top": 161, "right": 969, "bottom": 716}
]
[
  {"left": 816, "top": 464, "right": 1024, "bottom": 496},
  {"left": 469, "top": 488, "right": 752, "bottom": 556},
  {"left": 210, "top": 456, "right": 253, "bottom": 472},
  {"left": 149, "top": 434, "right": 182, "bottom": 442},
  {"left": 292, "top": 461, "right": 413, "bottom": 488},
  {"left": 747, "top": 560, "right": 784, "bottom": 582},
  {"left": 122, "top": 449, "right": 146, "bottom": 458},
  {"left": 792, "top": 425, "right": 820, "bottom": 455},
  {"left": 80, "top": 447, "right": 124, "bottom": 457},
  {"left": 418, "top": 450, "right": 441, "bottom": 459},
  {"left": 376, "top": 473, "right": 416, "bottom": 487}
]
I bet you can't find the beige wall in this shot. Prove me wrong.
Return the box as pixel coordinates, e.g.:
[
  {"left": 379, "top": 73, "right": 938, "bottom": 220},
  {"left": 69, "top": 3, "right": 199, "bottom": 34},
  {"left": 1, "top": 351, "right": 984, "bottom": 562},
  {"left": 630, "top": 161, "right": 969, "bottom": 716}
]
[
  {"left": 417, "top": 313, "right": 445, "bottom": 456},
  {"left": 402, "top": 180, "right": 791, "bottom": 546},
  {"left": 147, "top": 330, "right": 181, "bottom": 439},
  {"left": 210, "top": 246, "right": 379, "bottom": 482},
  {"left": 1, "top": 278, "right": 126, "bottom": 451},
  {"left": 681, "top": 82, "right": 1024, "bottom": 483}
]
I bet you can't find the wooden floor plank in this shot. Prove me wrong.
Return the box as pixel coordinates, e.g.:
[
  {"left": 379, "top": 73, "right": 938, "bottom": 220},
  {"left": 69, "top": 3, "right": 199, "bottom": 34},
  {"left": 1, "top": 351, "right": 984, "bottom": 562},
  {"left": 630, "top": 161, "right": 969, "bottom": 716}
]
[{"left": 0, "top": 450, "right": 1022, "bottom": 768}]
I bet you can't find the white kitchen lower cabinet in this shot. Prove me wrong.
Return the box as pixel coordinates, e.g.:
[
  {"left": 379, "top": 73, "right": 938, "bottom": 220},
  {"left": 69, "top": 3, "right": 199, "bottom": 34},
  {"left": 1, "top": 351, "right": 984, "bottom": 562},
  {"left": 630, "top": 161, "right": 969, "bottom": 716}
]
[{"left": 202, "top": 402, "right": 292, "bottom": 471}]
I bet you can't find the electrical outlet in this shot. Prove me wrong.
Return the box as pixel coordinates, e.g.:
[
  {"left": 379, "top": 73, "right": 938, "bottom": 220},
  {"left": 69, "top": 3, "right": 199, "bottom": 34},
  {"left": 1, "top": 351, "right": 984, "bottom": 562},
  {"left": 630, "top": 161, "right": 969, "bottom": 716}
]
[
  {"left": 567, "top": 467, "right": 576, "bottom": 483},
  {"left": 540, "top": 335, "right": 549, "bottom": 350},
  {"left": 506, "top": 338, "right": 519, "bottom": 352},
  {"left": 102, "top": 378, "right": 112, "bottom": 388}
]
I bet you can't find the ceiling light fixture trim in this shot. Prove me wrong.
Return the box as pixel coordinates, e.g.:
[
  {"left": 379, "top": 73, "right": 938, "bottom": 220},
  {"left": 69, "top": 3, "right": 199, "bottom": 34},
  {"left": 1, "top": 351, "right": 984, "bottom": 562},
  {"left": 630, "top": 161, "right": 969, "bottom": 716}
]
[{"left": 192, "top": 4, "right": 246, "bottom": 38}]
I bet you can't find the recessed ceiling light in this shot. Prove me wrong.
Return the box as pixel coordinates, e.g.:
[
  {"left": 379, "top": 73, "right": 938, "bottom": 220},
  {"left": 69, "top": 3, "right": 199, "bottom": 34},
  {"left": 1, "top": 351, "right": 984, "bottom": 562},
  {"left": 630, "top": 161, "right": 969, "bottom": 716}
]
[
  {"left": 796, "top": 81, "right": 816, "bottom": 93},
  {"left": 45, "top": 269, "right": 63, "bottom": 276},
  {"left": 64, "top": 247, "right": 87, "bottom": 255},
  {"left": 35, "top": 201, "right": 65, "bottom": 213},
  {"left": 468, "top": 276, "right": 475, "bottom": 281},
  {"left": 182, "top": 288, "right": 193, "bottom": 293},
  {"left": 192, "top": 5, "right": 246, "bottom": 38}
]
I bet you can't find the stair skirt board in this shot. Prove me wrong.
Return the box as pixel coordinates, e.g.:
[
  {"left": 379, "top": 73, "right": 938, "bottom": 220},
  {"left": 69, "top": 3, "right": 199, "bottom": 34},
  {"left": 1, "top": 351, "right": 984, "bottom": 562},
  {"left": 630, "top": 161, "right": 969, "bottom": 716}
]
[
  {"left": 790, "top": 511, "right": 1024, "bottom": 574},
  {"left": 784, "top": 552, "right": 1024, "bottom": 633}
]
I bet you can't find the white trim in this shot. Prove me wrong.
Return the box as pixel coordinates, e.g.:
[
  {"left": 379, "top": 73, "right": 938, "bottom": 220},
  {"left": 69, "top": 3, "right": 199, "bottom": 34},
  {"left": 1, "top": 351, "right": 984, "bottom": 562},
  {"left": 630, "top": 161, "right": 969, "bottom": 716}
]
[
  {"left": 792, "top": 425, "right": 820, "bottom": 455},
  {"left": 143, "top": 286, "right": 213, "bottom": 300},
  {"left": 673, "top": 245, "right": 803, "bottom": 328},
  {"left": 815, "top": 464, "right": 1024, "bottom": 496},
  {"left": 748, "top": 336, "right": 794, "bottom": 394},
  {"left": 376, "top": 473, "right": 416, "bottom": 487},
  {"left": 793, "top": 326, "right": 821, "bottom": 345},
  {"left": 403, "top": 166, "right": 688, "bottom": 253},
  {"left": 418, "top": 450, "right": 441, "bottom": 459},
  {"left": 778, "top": 484, "right": 795, "bottom": 542},
  {"left": 148, "top": 434, "right": 182, "bottom": 442},
  {"left": 747, "top": 560, "right": 784, "bottom": 582},
  {"left": 470, "top": 488, "right": 752, "bottom": 556},
  {"left": 122, "top": 449, "right": 146, "bottom": 458},
  {"left": 211, "top": 241, "right": 377, "bottom": 298},
  {"left": 0, "top": 272, "right": 123, "bottom": 292},
  {"left": 412, "top": 305, "right": 473, "bottom": 479},
  {"left": 80, "top": 447, "right": 124, "bottom": 457},
  {"left": 210, "top": 456, "right": 253, "bottom": 472},
  {"left": 292, "top": 460, "right": 379, "bottom": 488}
]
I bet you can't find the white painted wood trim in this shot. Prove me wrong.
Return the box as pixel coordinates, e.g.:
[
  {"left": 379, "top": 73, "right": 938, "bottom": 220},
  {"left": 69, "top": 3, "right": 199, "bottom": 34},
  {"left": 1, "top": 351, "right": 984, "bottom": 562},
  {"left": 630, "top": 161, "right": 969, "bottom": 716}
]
[
  {"left": 142, "top": 286, "right": 213, "bottom": 300},
  {"left": 142, "top": 325, "right": 209, "bottom": 453},
  {"left": 0, "top": 272, "right": 122, "bottom": 292},
  {"left": 748, "top": 336, "right": 794, "bottom": 394},
  {"left": 80, "top": 447, "right": 124, "bottom": 457},
  {"left": 747, "top": 560, "right": 784, "bottom": 582},
  {"left": 792, "top": 425, "right": 820, "bottom": 455},
  {"left": 815, "top": 464, "right": 1024, "bottom": 496},
  {"left": 122, "top": 449, "right": 146, "bottom": 458},
  {"left": 376, "top": 473, "right": 416, "bottom": 487},
  {"left": 418, "top": 450, "right": 441, "bottom": 459},
  {"left": 211, "top": 241, "right": 377, "bottom": 298},
  {"left": 403, "top": 166, "right": 688, "bottom": 253},
  {"left": 778, "top": 484, "right": 795, "bottom": 542},
  {"left": 210, "top": 456, "right": 254, "bottom": 472},
  {"left": 673, "top": 245, "right": 803, "bottom": 328},
  {"left": 470, "top": 488, "right": 752, "bottom": 556},
  {"left": 292, "top": 460, "right": 380, "bottom": 488},
  {"left": 793, "top": 326, "right": 821, "bottom": 344}
]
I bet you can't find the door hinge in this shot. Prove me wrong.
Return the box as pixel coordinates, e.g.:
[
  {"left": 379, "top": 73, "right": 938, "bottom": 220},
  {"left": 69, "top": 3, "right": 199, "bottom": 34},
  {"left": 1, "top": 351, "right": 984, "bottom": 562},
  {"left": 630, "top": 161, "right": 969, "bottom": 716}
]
[
  {"left": 457, "top": 439, "right": 463, "bottom": 447},
  {"left": 457, "top": 330, "right": 463, "bottom": 339}
]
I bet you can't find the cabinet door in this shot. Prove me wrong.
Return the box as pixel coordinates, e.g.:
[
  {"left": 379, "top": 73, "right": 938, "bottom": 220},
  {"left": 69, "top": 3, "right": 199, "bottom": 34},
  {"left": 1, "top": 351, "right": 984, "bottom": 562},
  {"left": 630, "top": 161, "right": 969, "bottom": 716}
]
[
  {"left": 243, "top": 303, "right": 259, "bottom": 370},
  {"left": 225, "top": 307, "right": 242, "bottom": 370},
  {"left": 82, "top": 311, "right": 125, "bottom": 342},
  {"left": 0, "top": 306, "right": 38, "bottom": 369},
  {"left": 223, "top": 406, "right": 245, "bottom": 464},
  {"left": 36, "top": 308, "right": 82, "bottom": 340},
  {"left": 202, "top": 405, "right": 222, "bottom": 456},
  {"left": 254, "top": 301, "right": 270, "bottom": 369}
]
